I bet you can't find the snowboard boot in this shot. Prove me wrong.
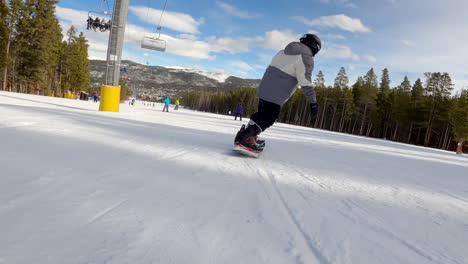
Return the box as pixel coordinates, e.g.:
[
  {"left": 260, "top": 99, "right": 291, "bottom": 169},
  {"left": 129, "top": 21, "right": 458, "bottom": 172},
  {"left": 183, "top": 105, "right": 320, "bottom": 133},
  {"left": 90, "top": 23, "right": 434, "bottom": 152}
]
[
  {"left": 234, "top": 125, "right": 265, "bottom": 148},
  {"left": 234, "top": 123, "right": 264, "bottom": 155}
]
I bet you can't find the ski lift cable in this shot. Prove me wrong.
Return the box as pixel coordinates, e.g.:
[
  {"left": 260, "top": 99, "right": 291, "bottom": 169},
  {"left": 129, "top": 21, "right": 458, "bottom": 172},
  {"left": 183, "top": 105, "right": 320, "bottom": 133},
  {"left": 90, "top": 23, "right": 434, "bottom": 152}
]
[
  {"left": 105, "top": 0, "right": 110, "bottom": 14},
  {"left": 98, "top": 0, "right": 111, "bottom": 15},
  {"left": 148, "top": 0, "right": 168, "bottom": 39},
  {"left": 157, "top": 0, "right": 168, "bottom": 30},
  {"left": 140, "top": 0, "right": 168, "bottom": 52},
  {"left": 143, "top": 0, "right": 152, "bottom": 37}
]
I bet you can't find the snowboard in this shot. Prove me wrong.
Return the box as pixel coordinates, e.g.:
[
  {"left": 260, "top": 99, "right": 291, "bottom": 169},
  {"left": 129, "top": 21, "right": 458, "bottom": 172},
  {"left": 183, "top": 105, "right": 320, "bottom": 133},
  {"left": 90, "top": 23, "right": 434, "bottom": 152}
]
[{"left": 233, "top": 144, "right": 261, "bottom": 158}]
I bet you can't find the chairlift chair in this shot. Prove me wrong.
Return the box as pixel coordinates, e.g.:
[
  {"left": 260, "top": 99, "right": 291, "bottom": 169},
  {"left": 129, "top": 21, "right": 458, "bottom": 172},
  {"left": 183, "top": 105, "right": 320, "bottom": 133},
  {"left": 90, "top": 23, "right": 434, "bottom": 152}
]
[
  {"left": 87, "top": 10, "right": 112, "bottom": 32},
  {"left": 141, "top": 37, "right": 166, "bottom": 52},
  {"left": 141, "top": 27, "right": 166, "bottom": 52}
]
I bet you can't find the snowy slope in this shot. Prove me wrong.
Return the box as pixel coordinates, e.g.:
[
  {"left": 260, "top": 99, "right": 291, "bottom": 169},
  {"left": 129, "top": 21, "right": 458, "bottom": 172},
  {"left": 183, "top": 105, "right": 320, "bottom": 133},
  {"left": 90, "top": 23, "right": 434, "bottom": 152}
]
[{"left": 1, "top": 91, "right": 467, "bottom": 264}]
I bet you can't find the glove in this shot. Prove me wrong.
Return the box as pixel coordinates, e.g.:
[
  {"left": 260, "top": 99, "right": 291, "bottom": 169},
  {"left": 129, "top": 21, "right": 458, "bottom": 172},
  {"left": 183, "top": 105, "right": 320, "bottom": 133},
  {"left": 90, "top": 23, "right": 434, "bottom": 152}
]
[{"left": 310, "top": 103, "right": 318, "bottom": 118}]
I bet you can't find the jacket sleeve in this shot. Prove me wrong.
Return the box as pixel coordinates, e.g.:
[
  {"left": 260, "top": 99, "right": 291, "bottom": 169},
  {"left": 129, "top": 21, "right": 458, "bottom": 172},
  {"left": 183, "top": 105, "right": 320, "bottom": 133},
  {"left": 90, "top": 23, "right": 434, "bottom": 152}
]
[
  {"left": 295, "top": 54, "right": 317, "bottom": 104},
  {"left": 295, "top": 54, "right": 314, "bottom": 87},
  {"left": 302, "top": 86, "right": 317, "bottom": 104}
]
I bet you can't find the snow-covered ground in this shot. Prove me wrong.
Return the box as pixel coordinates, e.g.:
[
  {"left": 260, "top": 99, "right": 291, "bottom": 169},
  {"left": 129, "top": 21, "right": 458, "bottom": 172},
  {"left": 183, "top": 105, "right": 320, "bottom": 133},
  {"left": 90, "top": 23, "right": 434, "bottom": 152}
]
[{"left": 1, "top": 91, "right": 467, "bottom": 264}]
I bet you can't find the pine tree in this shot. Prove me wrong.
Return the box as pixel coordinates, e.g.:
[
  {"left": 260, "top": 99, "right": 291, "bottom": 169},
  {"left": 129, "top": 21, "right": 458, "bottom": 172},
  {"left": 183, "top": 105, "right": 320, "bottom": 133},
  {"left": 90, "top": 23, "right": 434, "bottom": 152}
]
[
  {"left": 74, "top": 32, "right": 90, "bottom": 92},
  {"left": 390, "top": 76, "right": 411, "bottom": 141},
  {"left": 119, "top": 79, "right": 130, "bottom": 101},
  {"left": 352, "top": 76, "right": 364, "bottom": 106},
  {"left": 60, "top": 27, "right": 91, "bottom": 95},
  {"left": 351, "top": 77, "right": 364, "bottom": 133},
  {"left": 449, "top": 89, "right": 468, "bottom": 154},
  {"left": 313, "top": 71, "right": 327, "bottom": 128},
  {"left": 407, "top": 78, "right": 425, "bottom": 144},
  {"left": 423, "top": 72, "right": 453, "bottom": 146},
  {"left": 0, "top": 0, "right": 9, "bottom": 80},
  {"left": 4, "top": 0, "right": 24, "bottom": 91},
  {"left": 375, "top": 68, "right": 391, "bottom": 138},
  {"left": 331, "top": 67, "right": 349, "bottom": 131},
  {"left": 340, "top": 86, "right": 355, "bottom": 132},
  {"left": 314, "top": 70, "right": 325, "bottom": 88},
  {"left": 334, "top": 67, "right": 349, "bottom": 89},
  {"left": 13, "top": 0, "right": 62, "bottom": 94},
  {"left": 359, "top": 68, "right": 378, "bottom": 135},
  {"left": 11, "top": 0, "right": 34, "bottom": 92}
]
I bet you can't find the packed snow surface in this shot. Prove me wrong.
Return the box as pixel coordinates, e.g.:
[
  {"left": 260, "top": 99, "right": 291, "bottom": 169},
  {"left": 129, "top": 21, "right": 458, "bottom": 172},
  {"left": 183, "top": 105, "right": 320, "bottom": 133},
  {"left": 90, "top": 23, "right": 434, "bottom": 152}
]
[{"left": 1, "top": 91, "right": 467, "bottom": 264}]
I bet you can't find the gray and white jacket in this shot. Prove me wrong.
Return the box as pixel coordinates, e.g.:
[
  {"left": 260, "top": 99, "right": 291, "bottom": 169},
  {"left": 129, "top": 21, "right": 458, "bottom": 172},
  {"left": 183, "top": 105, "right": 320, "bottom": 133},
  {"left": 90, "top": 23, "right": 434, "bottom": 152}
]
[{"left": 257, "top": 42, "right": 316, "bottom": 106}]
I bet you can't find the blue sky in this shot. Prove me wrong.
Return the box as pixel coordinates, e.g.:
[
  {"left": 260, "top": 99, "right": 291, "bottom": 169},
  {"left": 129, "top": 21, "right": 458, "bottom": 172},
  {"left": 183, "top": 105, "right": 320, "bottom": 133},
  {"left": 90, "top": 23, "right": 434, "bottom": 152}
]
[{"left": 56, "top": 0, "right": 468, "bottom": 91}]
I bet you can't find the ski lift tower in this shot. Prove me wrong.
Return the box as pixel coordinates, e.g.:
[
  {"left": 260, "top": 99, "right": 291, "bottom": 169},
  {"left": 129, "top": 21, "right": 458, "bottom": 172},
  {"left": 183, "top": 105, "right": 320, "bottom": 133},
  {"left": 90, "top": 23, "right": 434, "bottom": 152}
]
[{"left": 99, "top": 0, "right": 130, "bottom": 112}]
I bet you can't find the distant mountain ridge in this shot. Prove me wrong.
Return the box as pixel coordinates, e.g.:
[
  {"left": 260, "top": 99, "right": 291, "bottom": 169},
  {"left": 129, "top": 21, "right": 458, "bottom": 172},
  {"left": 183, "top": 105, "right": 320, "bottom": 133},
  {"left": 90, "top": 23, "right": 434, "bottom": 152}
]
[{"left": 89, "top": 60, "right": 261, "bottom": 99}]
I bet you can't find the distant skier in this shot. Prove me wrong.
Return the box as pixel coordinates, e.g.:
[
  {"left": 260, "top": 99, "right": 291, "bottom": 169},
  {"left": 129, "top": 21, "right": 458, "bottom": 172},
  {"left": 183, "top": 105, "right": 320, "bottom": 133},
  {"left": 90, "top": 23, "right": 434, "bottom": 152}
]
[
  {"left": 92, "top": 91, "right": 99, "bottom": 102},
  {"left": 234, "top": 103, "right": 243, "bottom": 121},
  {"left": 174, "top": 99, "right": 180, "bottom": 110},
  {"left": 234, "top": 34, "right": 321, "bottom": 157},
  {"left": 163, "top": 96, "right": 170, "bottom": 112}
]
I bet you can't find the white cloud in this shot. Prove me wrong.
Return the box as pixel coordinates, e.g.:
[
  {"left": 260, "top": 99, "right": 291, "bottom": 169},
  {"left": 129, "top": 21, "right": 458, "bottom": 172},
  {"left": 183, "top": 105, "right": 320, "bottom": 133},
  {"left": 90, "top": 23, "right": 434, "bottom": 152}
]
[
  {"left": 453, "top": 79, "right": 468, "bottom": 93},
  {"left": 177, "top": 34, "right": 199, "bottom": 41},
  {"left": 363, "top": 54, "right": 377, "bottom": 63},
  {"left": 229, "top": 60, "right": 254, "bottom": 71},
  {"left": 262, "top": 30, "right": 300, "bottom": 50},
  {"left": 293, "top": 14, "right": 370, "bottom": 33},
  {"left": 138, "top": 34, "right": 261, "bottom": 60},
  {"left": 323, "top": 34, "right": 347, "bottom": 40},
  {"left": 208, "top": 36, "right": 263, "bottom": 54},
  {"left": 129, "top": 6, "right": 202, "bottom": 34},
  {"left": 253, "top": 64, "right": 266, "bottom": 70},
  {"left": 307, "top": 30, "right": 320, "bottom": 35},
  {"left": 163, "top": 37, "right": 215, "bottom": 59},
  {"left": 216, "top": 1, "right": 258, "bottom": 19},
  {"left": 56, "top": 6, "right": 90, "bottom": 25},
  {"left": 321, "top": 44, "right": 360, "bottom": 60}
]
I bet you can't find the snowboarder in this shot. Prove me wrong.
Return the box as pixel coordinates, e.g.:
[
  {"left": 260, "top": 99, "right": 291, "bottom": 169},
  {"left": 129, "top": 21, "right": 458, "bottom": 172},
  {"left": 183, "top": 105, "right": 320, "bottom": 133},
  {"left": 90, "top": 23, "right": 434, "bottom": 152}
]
[
  {"left": 174, "top": 99, "right": 180, "bottom": 110},
  {"left": 163, "top": 96, "right": 170, "bottom": 112},
  {"left": 234, "top": 34, "right": 321, "bottom": 157},
  {"left": 234, "top": 103, "right": 243, "bottom": 121}
]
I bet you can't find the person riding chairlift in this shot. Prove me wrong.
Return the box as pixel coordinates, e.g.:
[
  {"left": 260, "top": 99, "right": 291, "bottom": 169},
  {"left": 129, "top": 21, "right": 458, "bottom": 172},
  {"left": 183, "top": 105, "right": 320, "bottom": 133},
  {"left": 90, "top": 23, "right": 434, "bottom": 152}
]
[
  {"left": 93, "top": 17, "right": 101, "bottom": 31},
  {"left": 86, "top": 17, "right": 93, "bottom": 30}
]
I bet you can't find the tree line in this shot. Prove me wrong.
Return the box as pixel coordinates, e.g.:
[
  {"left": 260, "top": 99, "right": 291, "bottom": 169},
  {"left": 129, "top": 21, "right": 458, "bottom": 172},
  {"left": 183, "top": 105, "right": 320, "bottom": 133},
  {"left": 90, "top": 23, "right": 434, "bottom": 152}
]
[
  {"left": 0, "top": 0, "right": 90, "bottom": 96},
  {"left": 180, "top": 68, "right": 468, "bottom": 153}
]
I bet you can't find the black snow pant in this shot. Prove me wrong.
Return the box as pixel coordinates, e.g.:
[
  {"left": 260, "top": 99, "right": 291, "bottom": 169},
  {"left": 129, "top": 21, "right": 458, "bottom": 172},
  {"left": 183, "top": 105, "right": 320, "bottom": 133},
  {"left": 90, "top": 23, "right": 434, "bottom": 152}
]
[
  {"left": 250, "top": 99, "right": 281, "bottom": 131},
  {"left": 234, "top": 113, "right": 242, "bottom": 121}
]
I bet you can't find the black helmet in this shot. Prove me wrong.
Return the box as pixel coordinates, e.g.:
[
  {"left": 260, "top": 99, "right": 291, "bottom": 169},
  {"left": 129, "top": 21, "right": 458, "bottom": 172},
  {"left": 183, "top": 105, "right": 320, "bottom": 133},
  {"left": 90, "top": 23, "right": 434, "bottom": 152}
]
[{"left": 300, "top": 34, "right": 321, "bottom": 56}]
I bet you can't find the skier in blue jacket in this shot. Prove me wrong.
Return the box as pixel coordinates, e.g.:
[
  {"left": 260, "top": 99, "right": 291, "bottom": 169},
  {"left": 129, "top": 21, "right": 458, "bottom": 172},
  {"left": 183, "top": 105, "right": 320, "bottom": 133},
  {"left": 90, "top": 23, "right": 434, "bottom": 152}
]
[
  {"left": 234, "top": 34, "right": 321, "bottom": 156},
  {"left": 163, "top": 96, "right": 170, "bottom": 112}
]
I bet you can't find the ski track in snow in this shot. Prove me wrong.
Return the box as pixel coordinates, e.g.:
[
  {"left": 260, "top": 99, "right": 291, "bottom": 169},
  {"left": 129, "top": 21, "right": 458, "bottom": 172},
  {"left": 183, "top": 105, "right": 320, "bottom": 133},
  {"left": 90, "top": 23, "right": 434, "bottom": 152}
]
[{"left": 1, "top": 91, "right": 468, "bottom": 264}]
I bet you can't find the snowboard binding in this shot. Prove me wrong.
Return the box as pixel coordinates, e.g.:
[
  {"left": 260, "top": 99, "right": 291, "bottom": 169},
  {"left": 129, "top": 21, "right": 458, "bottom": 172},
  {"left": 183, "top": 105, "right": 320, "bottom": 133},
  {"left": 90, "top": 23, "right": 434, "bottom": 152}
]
[{"left": 234, "top": 124, "right": 265, "bottom": 158}]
